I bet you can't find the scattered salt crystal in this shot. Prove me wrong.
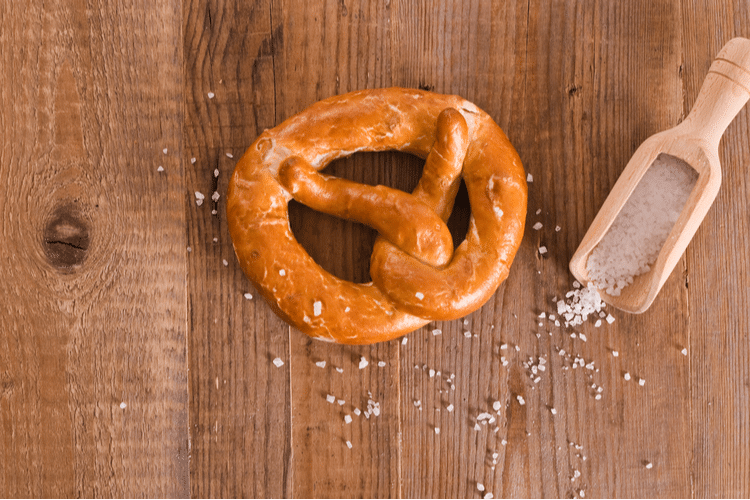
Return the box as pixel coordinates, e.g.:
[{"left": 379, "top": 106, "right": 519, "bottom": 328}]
[
  {"left": 464, "top": 331, "right": 472, "bottom": 338},
  {"left": 344, "top": 306, "right": 351, "bottom": 313},
  {"left": 214, "top": 169, "right": 219, "bottom": 177},
  {"left": 157, "top": 166, "right": 164, "bottom": 172},
  {"left": 415, "top": 292, "right": 424, "bottom": 300},
  {"left": 432, "top": 329, "right": 442, "bottom": 336},
  {"left": 434, "top": 427, "right": 440, "bottom": 434},
  {"left": 500, "top": 344, "right": 508, "bottom": 350},
  {"left": 402, "top": 337, "right": 408, "bottom": 345},
  {"left": 527, "top": 173, "right": 533, "bottom": 182},
  {"left": 212, "top": 191, "right": 220, "bottom": 202},
  {"left": 377, "top": 361, "right": 386, "bottom": 367},
  {"left": 624, "top": 372, "right": 631, "bottom": 381},
  {"left": 612, "top": 350, "right": 619, "bottom": 357},
  {"left": 120, "top": 402, "right": 127, "bottom": 409},
  {"left": 595, "top": 319, "right": 602, "bottom": 327},
  {"left": 359, "top": 357, "right": 368, "bottom": 369},
  {"left": 493, "top": 401, "right": 501, "bottom": 411},
  {"left": 645, "top": 462, "right": 653, "bottom": 469},
  {"left": 586, "top": 155, "right": 698, "bottom": 296},
  {"left": 222, "top": 259, "right": 228, "bottom": 267},
  {"left": 446, "top": 404, "right": 454, "bottom": 412},
  {"left": 579, "top": 333, "right": 587, "bottom": 342},
  {"left": 337, "top": 399, "right": 345, "bottom": 406},
  {"left": 555, "top": 225, "right": 561, "bottom": 232},
  {"left": 272, "top": 357, "right": 284, "bottom": 367},
  {"left": 539, "top": 246, "right": 547, "bottom": 255},
  {"left": 344, "top": 415, "right": 352, "bottom": 424},
  {"left": 485, "top": 494, "right": 493, "bottom": 499},
  {"left": 315, "top": 361, "right": 326, "bottom": 368},
  {"left": 354, "top": 408, "right": 361, "bottom": 416},
  {"left": 606, "top": 314, "right": 615, "bottom": 324},
  {"left": 191, "top": 157, "right": 197, "bottom": 164},
  {"left": 162, "top": 148, "right": 168, "bottom": 154},
  {"left": 279, "top": 269, "right": 286, "bottom": 276},
  {"left": 335, "top": 367, "right": 343, "bottom": 374},
  {"left": 550, "top": 408, "right": 557, "bottom": 415},
  {"left": 195, "top": 192, "right": 205, "bottom": 206},
  {"left": 638, "top": 378, "right": 645, "bottom": 386},
  {"left": 244, "top": 293, "right": 253, "bottom": 300},
  {"left": 225, "top": 152, "right": 233, "bottom": 158},
  {"left": 681, "top": 348, "right": 688, "bottom": 356},
  {"left": 313, "top": 301, "right": 322, "bottom": 316},
  {"left": 533, "top": 222, "right": 543, "bottom": 230},
  {"left": 429, "top": 369, "right": 435, "bottom": 378},
  {"left": 207, "top": 91, "right": 215, "bottom": 98},
  {"left": 346, "top": 440, "right": 352, "bottom": 449},
  {"left": 516, "top": 395, "right": 525, "bottom": 405},
  {"left": 477, "top": 483, "right": 485, "bottom": 492}
]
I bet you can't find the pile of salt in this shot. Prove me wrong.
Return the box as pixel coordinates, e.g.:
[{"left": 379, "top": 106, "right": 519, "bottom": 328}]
[{"left": 586, "top": 154, "right": 698, "bottom": 296}]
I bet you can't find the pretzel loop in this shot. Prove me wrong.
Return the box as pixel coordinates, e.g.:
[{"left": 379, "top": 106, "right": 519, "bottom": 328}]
[{"left": 227, "top": 88, "right": 527, "bottom": 344}]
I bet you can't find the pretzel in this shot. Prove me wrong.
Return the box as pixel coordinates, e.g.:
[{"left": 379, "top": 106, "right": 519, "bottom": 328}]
[{"left": 227, "top": 88, "right": 527, "bottom": 344}]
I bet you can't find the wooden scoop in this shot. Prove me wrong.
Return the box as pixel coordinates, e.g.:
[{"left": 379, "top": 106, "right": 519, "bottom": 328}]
[{"left": 570, "top": 37, "right": 750, "bottom": 313}]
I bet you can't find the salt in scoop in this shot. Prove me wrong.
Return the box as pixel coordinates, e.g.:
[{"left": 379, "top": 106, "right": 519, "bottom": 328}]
[{"left": 570, "top": 37, "right": 750, "bottom": 313}]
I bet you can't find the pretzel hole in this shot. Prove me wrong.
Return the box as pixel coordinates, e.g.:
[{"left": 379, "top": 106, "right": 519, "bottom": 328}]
[
  {"left": 446, "top": 179, "right": 471, "bottom": 249},
  {"left": 288, "top": 150, "right": 426, "bottom": 283}
]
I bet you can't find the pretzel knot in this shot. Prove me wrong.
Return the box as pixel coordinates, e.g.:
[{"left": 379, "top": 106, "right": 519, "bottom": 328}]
[{"left": 227, "top": 88, "right": 527, "bottom": 344}]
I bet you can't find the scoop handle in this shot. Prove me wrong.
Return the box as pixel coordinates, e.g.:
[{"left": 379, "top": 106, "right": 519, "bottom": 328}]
[{"left": 680, "top": 38, "right": 750, "bottom": 147}]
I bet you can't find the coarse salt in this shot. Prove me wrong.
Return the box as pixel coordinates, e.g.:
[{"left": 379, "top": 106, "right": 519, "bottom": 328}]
[
  {"left": 527, "top": 173, "right": 533, "bottom": 183},
  {"left": 272, "top": 357, "right": 284, "bottom": 367},
  {"left": 432, "top": 328, "right": 442, "bottom": 336},
  {"left": 315, "top": 361, "right": 326, "bottom": 368},
  {"left": 359, "top": 357, "right": 369, "bottom": 369},
  {"left": 415, "top": 292, "right": 424, "bottom": 300},
  {"left": 344, "top": 415, "right": 352, "bottom": 424},
  {"left": 539, "top": 246, "right": 548, "bottom": 255},
  {"left": 533, "top": 222, "right": 543, "bottom": 230},
  {"left": 586, "top": 154, "right": 698, "bottom": 296},
  {"left": 402, "top": 337, "right": 408, "bottom": 345},
  {"left": 207, "top": 91, "right": 215, "bottom": 98},
  {"left": 477, "top": 483, "right": 485, "bottom": 492},
  {"left": 279, "top": 269, "right": 286, "bottom": 276},
  {"left": 157, "top": 166, "right": 164, "bottom": 172},
  {"left": 313, "top": 301, "right": 322, "bottom": 316},
  {"left": 244, "top": 293, "right": 253, "bottom": 300},
  {"left": 346, "top": 441, "right": 352, "bottom": 449}
]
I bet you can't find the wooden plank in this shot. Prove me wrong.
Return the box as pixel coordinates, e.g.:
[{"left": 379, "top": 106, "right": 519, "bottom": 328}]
[
  {"left": 681, "top": 2, "right": 750, "bottom": 496},
  {"left": 0, "top": 1, "right": 188, "bottom": 497},
  {"left": 182, "top": 0, "right": 292, "bottom": 497},
  {"left": 392, "top": 0, "right": 694, "bottom": 497},
  {"left": 268, "top": 0, "right": 404, "bottom": 497}
]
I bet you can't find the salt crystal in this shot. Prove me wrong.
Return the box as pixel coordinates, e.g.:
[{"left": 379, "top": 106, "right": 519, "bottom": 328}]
[
  {"left": 335, "top": 367, "right": 343, "bottom": 373},
  {"left": 645, "top": 462, "right": 653, "bottom": 469},
  {"left": 527, "top": 173, "right": 533, "bottom": 182},
  {"left": 354, "top": 408, "right": 361, "bottom": 416},
  {"left": 344, "top": 415, "right": 352, "bottom": 424},
  {"left": 226, "top": 152, "right": 233, "bottom": 158},
  {"left": 313, "top": 301, "right": 322, "bottom": 316},
  {"left": 244, "top": 293, "right": 253, "bottom": 300},
  {"left": 222, "top": 259, "right": 228, "bottom": 267},
  {"left": 207, "top": 91, "right": 215, "bottom": 98},
  {"left": 415, "top": 292, "right": 424, "bottom": 300},
  {"left": 624, "top": 372, "right": 631, "bottom": 381},
  {"left": 315, "top": 361, "right": 326, "bottom": 368},
  {"left": 606, "top": 314, "right": 615, "bottom": 324},
  {"left": 120, "top": 402, "right": 127, "bottom": 409},
  {"left": 279, "top": 269, "right": 286, "bottom": 276},
  {"left": 432, "top": 329, "right": 442, "bottom": 336},
  {"left": 681, "top": 348, "right": 688, "bottom": 356},
  {"left": 446, "top": 404, "right": 454, "bottom": 412},
  {"left": 214, "top": 169, "right": 220, "bottom": 177},
  {"left": 555, "top": 225, "right": 561, "bottom": 232},
  {"left": 464, "top": 331, "right": 472, "bottom": 338},
  {"left": 638, "top": 378, "right": 646, "bottom": 386},
  {"left": 612, "top": 350, "right": 619, "bottom": 357},
  {"left": 157, "top": 166, "right": 164, "bottom": 172},
  {"left": 477, "top": 483, "right": 485, "bottom": 492},
  {"left": 346, "top": 441, "right": 352, "bottom": 449},
  {"left": 191, "top": 157, "right": 197, "bottom": 164},
  {"left": 337, "top": 399, "right": 345, "bottom": 406},
  {"left": 359, "top": 357, "right": 368, "bottom": 369},
  {"left": 212, "top": 191, "right": 220, "bottom": 201},
  {"left": 434, "top": 427, "right": 440, "bottom": 434},
  {"left": 377, "top": 361, "right": 386, "bottom": 367},
  {"left": 493, "top": 401, "right": 501, "bottom": 411},
  {"left": 272, "top": 357, "right": 284, "bottom": 367},
  {"left": 533, "top": 222, "right": 543, "bottom": 230},
  {"left": 539, "top": 246, "right": 547, "bottom": 255},
  {"left": 550, "top": 408, "right": 557, "bottom": 415},
  {"left": 586, "top": 155, "right": 698, "bottom": 296},
  {"left": 402, "top": 337, "right": 408, "bottom": 345}
]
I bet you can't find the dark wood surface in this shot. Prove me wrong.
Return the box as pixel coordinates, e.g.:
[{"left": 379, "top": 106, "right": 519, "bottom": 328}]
[{"left": 2, "top": 0, "right": 749, "bottom": 497}]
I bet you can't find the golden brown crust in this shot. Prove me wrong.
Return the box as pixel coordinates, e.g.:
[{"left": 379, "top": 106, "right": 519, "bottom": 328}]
[{"left": 227, "top": 88, "right": 527, "bottom": 344}]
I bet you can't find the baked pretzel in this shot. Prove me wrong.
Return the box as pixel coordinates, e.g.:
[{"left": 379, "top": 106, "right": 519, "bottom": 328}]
[{"left": 227, "top": 88, "right": 527, "bottom": 344}]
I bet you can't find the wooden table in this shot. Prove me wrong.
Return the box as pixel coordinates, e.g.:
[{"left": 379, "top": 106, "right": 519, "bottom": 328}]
[{"left": 2, "top": 0, "right": 749, "bottom": 497}]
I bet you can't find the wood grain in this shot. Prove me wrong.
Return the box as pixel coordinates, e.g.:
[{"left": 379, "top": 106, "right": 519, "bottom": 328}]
[
  {"left": 3, "top": 0, "right": 750, "bottom": 497},
  {"left": 682, "top": 1, "right": 750, "bottom": 496},
  {"left": 183, "top": 0, "right": 292, "bottom": 497},
  {"left": 0, "top": 0, "right": 188, "bottom": 497}
]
